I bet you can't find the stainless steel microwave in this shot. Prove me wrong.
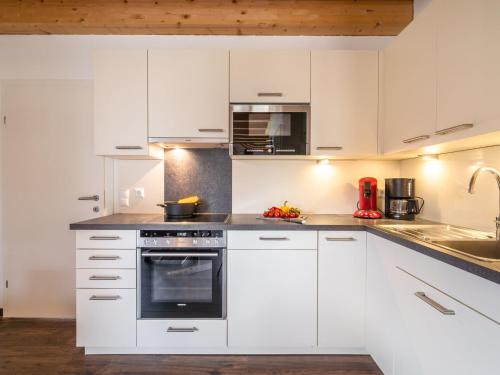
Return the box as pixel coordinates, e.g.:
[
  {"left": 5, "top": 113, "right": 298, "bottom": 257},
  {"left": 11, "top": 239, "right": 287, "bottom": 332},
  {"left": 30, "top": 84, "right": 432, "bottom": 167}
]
[{"left": 230, "top": 104, "right": 310, "bottom": 156}]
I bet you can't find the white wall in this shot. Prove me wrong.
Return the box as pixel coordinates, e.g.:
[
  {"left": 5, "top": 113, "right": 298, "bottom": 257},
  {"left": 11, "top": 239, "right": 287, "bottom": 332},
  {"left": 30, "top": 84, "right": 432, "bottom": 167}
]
[
  {"left": 232, "top": 160, "right": 400, "bottom": 214},
  {"left": 401, "top": 146, "right": 500, "bottom": 233},
  {"left": 0, "top": 94, "right": 3, "bottom": 309}
]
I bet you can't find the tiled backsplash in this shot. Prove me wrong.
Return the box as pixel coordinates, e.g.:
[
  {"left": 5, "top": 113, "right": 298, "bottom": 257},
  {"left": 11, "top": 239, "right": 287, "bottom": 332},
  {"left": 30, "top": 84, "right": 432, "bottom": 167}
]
[{"left": 164, "top": 148, "right": 232, "bottom": 213}]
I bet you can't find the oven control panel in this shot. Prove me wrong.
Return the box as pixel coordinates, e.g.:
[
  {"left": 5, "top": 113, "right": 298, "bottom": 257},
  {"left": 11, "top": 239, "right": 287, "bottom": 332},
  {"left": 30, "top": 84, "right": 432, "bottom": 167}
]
[{"left": 138, "top": 230, "right": 226, "bottom": 248}]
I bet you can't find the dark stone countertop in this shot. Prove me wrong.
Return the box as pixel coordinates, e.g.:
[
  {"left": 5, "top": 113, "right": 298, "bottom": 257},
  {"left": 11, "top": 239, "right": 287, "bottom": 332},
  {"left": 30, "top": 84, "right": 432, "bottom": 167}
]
[{"left": 70, "top": 213, "right": 500, "bottom": 284}]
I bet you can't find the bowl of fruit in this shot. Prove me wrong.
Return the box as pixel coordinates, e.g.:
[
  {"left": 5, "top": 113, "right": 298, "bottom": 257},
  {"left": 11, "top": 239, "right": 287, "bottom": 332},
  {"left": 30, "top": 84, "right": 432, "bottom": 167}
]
[{"left": 263, "top": 201, "right": 301, "bottom": 219}]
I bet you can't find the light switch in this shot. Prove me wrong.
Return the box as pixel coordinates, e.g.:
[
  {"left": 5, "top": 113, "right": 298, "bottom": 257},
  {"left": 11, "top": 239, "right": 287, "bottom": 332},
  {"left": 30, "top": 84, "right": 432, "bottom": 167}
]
[{"left": 119, "top": 189, "right": 130, "bottom": 207}]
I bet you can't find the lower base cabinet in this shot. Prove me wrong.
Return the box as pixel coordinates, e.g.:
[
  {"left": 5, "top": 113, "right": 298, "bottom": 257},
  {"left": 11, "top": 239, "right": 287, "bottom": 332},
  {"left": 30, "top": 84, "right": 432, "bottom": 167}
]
[
  {"left": 76, "top": 289, "right": 136, "bottom": 348},
  {"left": 137, "top": 320, "right": 227, "bottom": 348},
  {"left": 227, "top": 249, "right": 317, "bottom": 348}
]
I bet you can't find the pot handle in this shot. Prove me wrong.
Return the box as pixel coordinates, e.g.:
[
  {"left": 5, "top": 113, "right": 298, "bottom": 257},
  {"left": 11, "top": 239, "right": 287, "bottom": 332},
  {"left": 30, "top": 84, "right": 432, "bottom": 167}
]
[{"left": 157, "top": 204, "right": 167, "bottom": 208}]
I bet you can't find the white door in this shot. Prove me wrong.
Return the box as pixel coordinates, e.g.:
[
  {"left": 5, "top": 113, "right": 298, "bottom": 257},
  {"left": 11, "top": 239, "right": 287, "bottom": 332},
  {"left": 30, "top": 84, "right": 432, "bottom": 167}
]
[
  {"left": 148, "top": 50, "right": 229, "bottom": 141},
  {"left": 311, "top": 51, "right": 378, "bottom": 157},
  {"left": 381, "top": 1, "right": 438, "bottom": 154},
  {"left": 1, "top": 80, "right": 104, "bottom": 317},
  {"left": 227, "top": 249, "right": 317, "bottom": 348},
  {"left": 230, "top": 50, "right": 311, "bottom": 103},
  {"left": 318, "top": 231, "right": 366, "bottom": 349}
]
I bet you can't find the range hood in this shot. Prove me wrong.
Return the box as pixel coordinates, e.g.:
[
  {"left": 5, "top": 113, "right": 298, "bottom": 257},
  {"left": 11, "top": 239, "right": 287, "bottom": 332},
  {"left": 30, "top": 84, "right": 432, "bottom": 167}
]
[{"left": 149, "top": 137, "right": 228, "bottom": 149}]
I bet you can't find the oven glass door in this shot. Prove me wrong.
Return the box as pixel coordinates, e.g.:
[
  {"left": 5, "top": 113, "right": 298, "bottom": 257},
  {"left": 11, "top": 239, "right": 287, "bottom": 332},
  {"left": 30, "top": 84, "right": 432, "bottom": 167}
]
[
  {"left": 231, "top": 105, "right": 309, "bottom": 155},
  {"left": 140, "top": 249, "right": 224, "bottom": 319}
]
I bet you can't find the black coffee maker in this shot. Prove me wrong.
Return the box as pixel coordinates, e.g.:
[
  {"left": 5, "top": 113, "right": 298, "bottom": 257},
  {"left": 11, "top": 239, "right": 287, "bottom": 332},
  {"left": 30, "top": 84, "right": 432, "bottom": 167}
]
[{"left": 385, "top": 178, "right": 424, "bottom": 220}]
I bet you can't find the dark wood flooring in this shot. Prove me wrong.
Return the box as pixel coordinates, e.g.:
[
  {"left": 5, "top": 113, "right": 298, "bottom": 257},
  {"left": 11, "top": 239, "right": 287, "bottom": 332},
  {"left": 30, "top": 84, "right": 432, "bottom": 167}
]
[{"left": 0, "top": 318, "right": 382, "bottom": 375}]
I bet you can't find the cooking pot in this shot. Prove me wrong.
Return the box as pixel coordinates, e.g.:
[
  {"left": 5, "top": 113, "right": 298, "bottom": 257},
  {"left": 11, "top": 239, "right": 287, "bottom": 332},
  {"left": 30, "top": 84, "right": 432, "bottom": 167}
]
[{"left": 157, "top": 201, "right": 198, "bottom": 218}]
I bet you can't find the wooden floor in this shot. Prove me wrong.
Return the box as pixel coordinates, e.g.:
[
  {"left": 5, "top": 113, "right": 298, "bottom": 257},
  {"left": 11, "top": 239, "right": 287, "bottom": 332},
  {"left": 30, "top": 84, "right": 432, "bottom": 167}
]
[{"left": 0, "top": 318, "right": 382, "bottom": 375}]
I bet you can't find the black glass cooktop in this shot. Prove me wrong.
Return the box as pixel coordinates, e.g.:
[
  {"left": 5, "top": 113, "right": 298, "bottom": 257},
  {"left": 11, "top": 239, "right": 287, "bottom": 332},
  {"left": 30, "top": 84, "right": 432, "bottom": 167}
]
[{"left": 162, "top": 213, "right": 229, "bottom": 223}]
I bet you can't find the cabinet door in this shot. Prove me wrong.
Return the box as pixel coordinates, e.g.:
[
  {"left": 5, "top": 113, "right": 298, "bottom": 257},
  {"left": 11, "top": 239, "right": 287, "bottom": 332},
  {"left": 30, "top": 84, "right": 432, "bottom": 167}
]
[
  {"left": 230, "top": 50, "right": 310, "bottom": 103},
  {"left": 227, "top": 249, "right": 317, "bottom": 348},
  {"left": 381, "top": 2, "right": 438, "bottom": 154},
  {"left": 148, "top": 50, "right": 229, "bottom": 141},
  {"left": 435, "top": 0, "right": 500, "bottom": 141},
  {"left": 394, "top": 267, "right": 500, "bottom": 375},
  {"left": 311, "top": 51, "right": 378, "bottom": 157},
  {"left": 93, "top": 50, "right": 151, "bottom": 157},
  {"left": 318, "top": 231, "right": 366, "bottom": 348},
  {"left": 76, "top": 289, "right": 136, "bottom": 347}
]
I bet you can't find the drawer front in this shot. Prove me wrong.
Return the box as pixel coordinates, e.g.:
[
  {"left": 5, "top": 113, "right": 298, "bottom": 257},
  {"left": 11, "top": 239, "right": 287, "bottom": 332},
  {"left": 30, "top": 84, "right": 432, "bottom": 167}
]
[
  {"left": 76, "top": 288, "right": 136, "bottom": 347},
  {"left": 228, "top": 230, "right": 317, "bottom": 250},
  {"left": 76, "top": 250, "right": 136, "bottom": 269},
  {"left": 76, "top": 269, "right": 136, "bottom": 289},
  {"left": 76, "top": 230, "right": 137, "bottom": 249},
  {"left": 318, "top": 231, "right": 366, "bottom": 247},
  {"left": 137, "top": 320, "right": 227, "bottom": 348}
]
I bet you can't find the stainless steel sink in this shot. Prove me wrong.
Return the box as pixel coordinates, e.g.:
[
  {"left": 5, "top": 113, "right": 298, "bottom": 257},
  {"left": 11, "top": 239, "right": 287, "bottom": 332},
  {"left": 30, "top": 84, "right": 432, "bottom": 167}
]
[
  {"left": 378, "top": 224, "right": 499, "bottom": 262},
  {"left": 431, "top": 240, "right": 500, "bottom": 262}
]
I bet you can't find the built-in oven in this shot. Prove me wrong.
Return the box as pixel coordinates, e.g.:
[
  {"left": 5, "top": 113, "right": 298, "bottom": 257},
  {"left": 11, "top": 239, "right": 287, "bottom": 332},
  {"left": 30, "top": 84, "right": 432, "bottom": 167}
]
[
  {"left": 230, "top": 104, "right": 310, "bottom": 156},
  {"left": 137, "top": 230, "right": 226, "bottom": 319}
]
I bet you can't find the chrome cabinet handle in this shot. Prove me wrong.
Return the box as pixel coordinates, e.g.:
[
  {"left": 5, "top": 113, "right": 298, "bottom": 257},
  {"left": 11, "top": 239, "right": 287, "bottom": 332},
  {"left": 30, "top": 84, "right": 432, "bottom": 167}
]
[
  {"left": 415, "top": 292, "right": 455, "bottom": 315},
  {"left": 141, "top": 252, "right": 219, "bottom": 258},
  {"left": 275, "top": 149, "right": 297, "bottom": 153},
  {"left": 89, "top": 275, "right": 121, "bottom": 281},
  {"left": 316, "top": 146, "right": 343, "bottom": 151},
  {"left": 402, "top": 135, "right": 431, "bottom": 144},
  {"left": 88, "top": 255, "right": 120, "bottom": 261},
  {"left": 89, "top": 295, "right": 121, "bottom": 301},
  {"left": 167, "top": 327, "right": 199, "bottom": 333},
  {"left": 115, "top": 145, "right": 143, "bottom": 150},
  {"left": 257, "top": 92, "right": 283, "bottom": 97},
  {"left": 89, "top": 236, "right": 121, "bottom": 241},
  {"left": 325, "top": 237, "right": 356, "bottom": 241},
  {"left": 259, "top": 236, "right": 290, "bottom": 241},
  {"left": 78, "top": 195, "right": 99, "bottom": 201},
  {"left": 435, "top": 123, "right": 473, "bottom": 136},
  {"left": 198, "top": 128, "right": 224, "bottom": 133}
]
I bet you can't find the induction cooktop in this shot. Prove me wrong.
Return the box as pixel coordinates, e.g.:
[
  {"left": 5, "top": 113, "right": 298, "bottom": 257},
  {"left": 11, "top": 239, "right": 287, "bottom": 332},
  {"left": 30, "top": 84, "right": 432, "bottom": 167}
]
[{"left": 162, "top": 213, "right": 229, "bottom": 223}]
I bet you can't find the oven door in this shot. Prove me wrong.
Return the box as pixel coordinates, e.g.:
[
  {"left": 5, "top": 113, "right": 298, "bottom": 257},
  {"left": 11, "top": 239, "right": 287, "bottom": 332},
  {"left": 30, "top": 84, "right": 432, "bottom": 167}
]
[
  {"left": 230, "top": 104, "right": 310, "bottom": 156},
  {"left": 139, "top": 248, "right": 225, "bottom": 319}
]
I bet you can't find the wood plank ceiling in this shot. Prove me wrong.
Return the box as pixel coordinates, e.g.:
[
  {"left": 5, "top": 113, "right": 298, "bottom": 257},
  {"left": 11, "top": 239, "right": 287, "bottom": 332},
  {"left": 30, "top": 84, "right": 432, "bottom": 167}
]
[{"left": 0, "top": 0, "right": 413, "bottom": 36}]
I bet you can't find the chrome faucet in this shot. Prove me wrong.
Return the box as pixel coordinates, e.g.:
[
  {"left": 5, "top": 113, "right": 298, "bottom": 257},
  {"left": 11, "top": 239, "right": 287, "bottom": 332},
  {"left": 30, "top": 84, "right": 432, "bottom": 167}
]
[{"left": 468, "top": 167, "right": 500, "bottom": 240}]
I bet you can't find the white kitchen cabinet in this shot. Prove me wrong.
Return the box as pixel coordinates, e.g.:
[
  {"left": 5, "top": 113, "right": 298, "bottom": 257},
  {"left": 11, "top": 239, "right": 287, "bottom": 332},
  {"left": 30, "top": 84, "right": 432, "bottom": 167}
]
[
  {"left": 76, "top": 230, "right": 137, "bottom": 249},
  {"left": 381, "top": 1, "right": 438, "bottom": 154},
  {"left": 311, "top": 51, "right": 378, "bottom": 157},
  {"left": 148, "top": 50, "right": 229, "bottom": 141},
  {"left": 435, "top": 0, "right": 500, "bottom": 142},
  {"left": 76, "top": 268, "right": 136, "bottom": 289},
  {"left": 318, "top": 231, "right": 366, "bottom": 349},
  {"left": 76, "top": 288, "right": 136, "bottom": 347},
  {"left": 93, "top": 49, "right": 161, "bottom": 158},
  {"left": 76, "top": 249, "right": 136, "bottom": 269},
  {"left": 365, "top": 234, "right": 399, "bottom": 375},
  {"left": 227, "top": 230, "right": 317, "bottom": 250},
  {"left": 230, "top": 50, "right": 310, "bottom": 103},
  {"left": 393, "top": 266, "right": 500, "bottom": 375},
  {"left": 227, "top": 249, "right": 317, "bottom": 348}
]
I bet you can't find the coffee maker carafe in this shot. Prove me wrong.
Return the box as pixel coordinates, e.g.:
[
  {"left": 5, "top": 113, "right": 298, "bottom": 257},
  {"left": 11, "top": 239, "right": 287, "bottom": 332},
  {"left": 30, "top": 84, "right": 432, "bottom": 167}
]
[{"left": 385, "top": 178, "right": 424, "bottom": 220}]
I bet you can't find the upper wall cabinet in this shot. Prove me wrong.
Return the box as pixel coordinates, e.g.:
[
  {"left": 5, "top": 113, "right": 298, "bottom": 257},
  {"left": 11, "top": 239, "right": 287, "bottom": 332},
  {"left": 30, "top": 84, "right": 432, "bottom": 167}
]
[
  {"left": 311, "top": 51, "right": 378, "bottom": 157},
  {"left": 381, "top": 1, "right": 438, "bottom": 154},
  {"left": 382, "top": 0, "right": 500, "bottom": 154},
  {"left": 93, "top": 49, "right": 161, "bottom": 159},
  {"left": 148, "top": 50, "right": 229, "bottom": 142},
  {"left": 230, "top": 50, "right": 310, "bottom": 103},
  {"left": 434, "top": 0, "right": 500, "bottom": 143}
]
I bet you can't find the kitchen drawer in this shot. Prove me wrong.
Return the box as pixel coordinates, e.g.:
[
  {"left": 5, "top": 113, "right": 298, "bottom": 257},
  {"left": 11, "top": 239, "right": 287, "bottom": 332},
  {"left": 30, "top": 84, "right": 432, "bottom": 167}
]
[
  {"left": 228, "top": 230, "right": 317, "bottom": 250},
  {"left": 76, "top": 249, "right": 136, "bottom": 269},
  {"left": 318, "top": 231, "right": 366, "bottom": 247},
  {"left": 76, "top": 230, "right": 137, "bottom": 249},
  {"left": 77, "top": 288, "right": 136, "bottom": 347},
  {"left": 137, "top": 320, "right": 227, "bottom": 348},
  {"left": 76, "top": 269, "right": 136, "bottom": 289},
  {"left": 395, "top": 243, "right": 500, "bottom": 324}
]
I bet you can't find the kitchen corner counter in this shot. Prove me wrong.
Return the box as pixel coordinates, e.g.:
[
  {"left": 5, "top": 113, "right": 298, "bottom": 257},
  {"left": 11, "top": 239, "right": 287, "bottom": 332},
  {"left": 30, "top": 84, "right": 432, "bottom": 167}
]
[{"left": 70, "top": 213, "right": 500, "bottom": 284}]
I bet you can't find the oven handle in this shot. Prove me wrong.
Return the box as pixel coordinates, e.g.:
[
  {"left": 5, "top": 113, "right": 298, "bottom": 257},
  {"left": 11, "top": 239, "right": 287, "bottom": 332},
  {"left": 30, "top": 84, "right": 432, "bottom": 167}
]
[{"left": 141, "top": 252, "right": 219, "bottom": 258}]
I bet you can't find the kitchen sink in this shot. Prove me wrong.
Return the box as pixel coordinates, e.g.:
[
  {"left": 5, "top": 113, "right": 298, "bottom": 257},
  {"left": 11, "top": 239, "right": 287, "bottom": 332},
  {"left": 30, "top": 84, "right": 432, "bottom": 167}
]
[{"left": 431, "top": 240, "right": 500, "bottom": 262}]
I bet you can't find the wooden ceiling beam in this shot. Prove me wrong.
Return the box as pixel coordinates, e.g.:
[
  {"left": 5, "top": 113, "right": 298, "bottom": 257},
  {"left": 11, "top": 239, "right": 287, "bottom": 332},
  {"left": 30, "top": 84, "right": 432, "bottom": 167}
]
[{"left": 0, "top": 0, "right": 414, "bottom": 36}]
